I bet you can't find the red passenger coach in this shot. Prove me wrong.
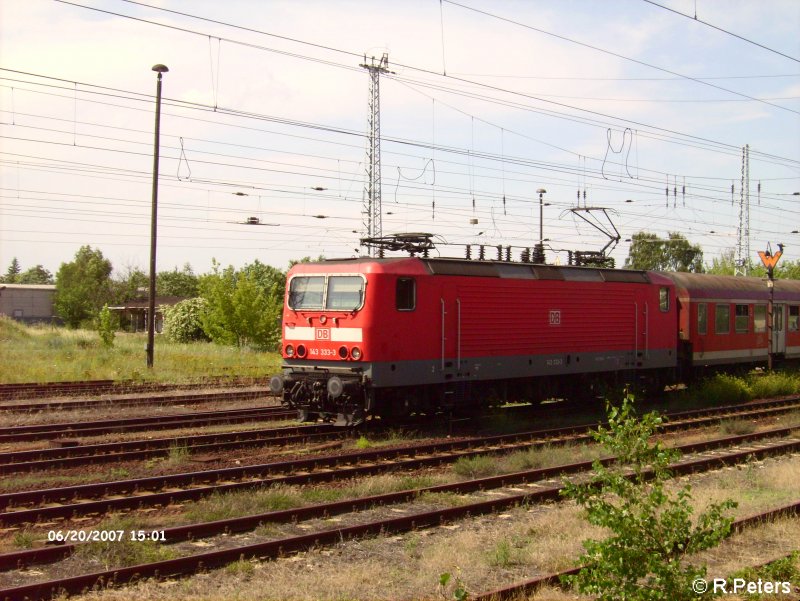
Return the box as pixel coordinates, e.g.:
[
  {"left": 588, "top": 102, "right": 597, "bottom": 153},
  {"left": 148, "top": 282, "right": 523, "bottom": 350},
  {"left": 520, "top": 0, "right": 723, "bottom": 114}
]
[
  {"left": 663, "top": 272, "right": 800, "bottom": 369},
  {"left": 270, "top": 256, "right": 680, "bottom": 425}
]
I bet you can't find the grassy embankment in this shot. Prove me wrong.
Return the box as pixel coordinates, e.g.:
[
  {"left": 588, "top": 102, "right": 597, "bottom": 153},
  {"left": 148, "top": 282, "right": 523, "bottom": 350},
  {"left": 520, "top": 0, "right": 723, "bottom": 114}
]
[{"left": 0, "top": 316, "right": 280, "bottom": 384}]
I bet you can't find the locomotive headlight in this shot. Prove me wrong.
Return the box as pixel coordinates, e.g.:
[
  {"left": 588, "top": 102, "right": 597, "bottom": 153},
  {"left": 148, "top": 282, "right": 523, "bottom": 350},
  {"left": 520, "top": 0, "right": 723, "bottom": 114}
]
[
  {"left": 285, "top": 344, "right": 295, "bottom": 357},
  {"left": 338, "top": 345, "right": 349, "bottom": 359},
  {"left": 296, "top": 344, "right": 307, "bottom": 358},
  {"left": 319, "top": 315, "right": 327, "bottom": 324},
  {"left": 351, "top": 346, "right": 362, "bottom": 360}
]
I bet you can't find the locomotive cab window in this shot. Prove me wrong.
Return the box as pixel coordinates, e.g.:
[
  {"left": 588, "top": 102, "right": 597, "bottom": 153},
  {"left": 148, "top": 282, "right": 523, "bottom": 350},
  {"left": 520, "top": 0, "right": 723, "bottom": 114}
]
[
  {"left": 697, "top": 303, "right": 707, "bottom": 335},
  {"left": 715, "top": 304, "right": 730, "bottom": 335},
  {"left": 735, "top": 304, "right": 749, "bottom": 333},
  {"left": 659, "top": 287, "right": 670, "bottom": 312},
  {"left": 289, "top": 276, "right": 325, "bottom": 309},
  {"left": 396, "top": 278, "right": 416, "bottom": 311},
  {"left": 326, "top": 276, "right": 365, "bottom": 311}
]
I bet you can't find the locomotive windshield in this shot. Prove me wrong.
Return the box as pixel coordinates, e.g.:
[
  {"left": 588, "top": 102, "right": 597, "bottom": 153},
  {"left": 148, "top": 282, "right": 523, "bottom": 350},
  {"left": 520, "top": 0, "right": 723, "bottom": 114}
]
[{"left": 288, "top": 275, "right": 365, "bottom": 311}]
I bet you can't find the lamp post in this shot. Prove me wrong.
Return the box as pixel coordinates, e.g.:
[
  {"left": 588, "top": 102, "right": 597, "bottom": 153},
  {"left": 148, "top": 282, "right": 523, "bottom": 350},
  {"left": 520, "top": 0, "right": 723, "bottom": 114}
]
[
  {"left": 758, "top": 243, "right": 784, "bottom": 372},
  {"left": 534, "top": 188, "right": 546, "bottom": 263},
  {"left": 146, "top": 64, "right": 168, "bottom": 369}
]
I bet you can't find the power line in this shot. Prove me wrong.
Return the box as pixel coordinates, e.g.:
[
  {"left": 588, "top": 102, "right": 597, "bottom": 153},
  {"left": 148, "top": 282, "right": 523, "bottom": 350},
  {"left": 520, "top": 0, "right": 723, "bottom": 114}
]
[
  {"left": 441, "top": 0, "right": 800, "bottom": 116},
  {"left": 641, "top": 0, "right": 800, "bottom": 64}
]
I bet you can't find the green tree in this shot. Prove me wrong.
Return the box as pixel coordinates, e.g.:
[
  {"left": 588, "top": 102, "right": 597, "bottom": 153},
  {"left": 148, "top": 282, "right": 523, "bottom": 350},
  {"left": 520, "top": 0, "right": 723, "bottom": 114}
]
[
  {"left": 54, "top": 246, "right": 113, "bottom": 328},
  {"left": 1, "top": 257, "right": 21, "bottom": 283},
  {"left": 111, "top": 265, "right": 148, "bottom": 304},
  {"left": 561, "top": 396, "right": 736, "bottom": 601},
  {"left": 625, "top": 232, "right": 704, "bottom": 272},
  {"left": 17, "top": 264, "right": 54, "bottom": 284},
  {"left": 199, "top": 262, "right": 280, "bottom": 349},
  {"left": 157, "top": 263, "right": 199, "bottom": 297}
]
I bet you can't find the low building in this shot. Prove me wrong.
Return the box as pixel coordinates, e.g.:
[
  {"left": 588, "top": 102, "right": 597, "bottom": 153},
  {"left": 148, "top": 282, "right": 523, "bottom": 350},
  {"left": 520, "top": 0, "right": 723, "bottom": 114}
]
[
  {"left": 108, "top": 296, "right": 186, "bottom": 333},
  {"left": 0, "top": 284, "right": 58, "bottom": 324}
]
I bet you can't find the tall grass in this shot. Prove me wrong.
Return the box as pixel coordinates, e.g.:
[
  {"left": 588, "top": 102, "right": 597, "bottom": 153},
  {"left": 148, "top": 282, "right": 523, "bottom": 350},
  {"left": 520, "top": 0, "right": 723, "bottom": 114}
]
[
  {"left": 686, "top": 371, "right": 800, "bottom": 406},
  {"left": 0, "top": 316, "right": 280, "bottom": 383}
]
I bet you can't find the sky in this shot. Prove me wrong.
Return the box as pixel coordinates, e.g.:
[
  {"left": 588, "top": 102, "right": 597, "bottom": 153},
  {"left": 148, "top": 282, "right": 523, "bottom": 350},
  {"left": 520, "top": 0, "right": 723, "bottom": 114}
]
[{"left": 1, "top": 0, "right": 799, "bottom": 278}]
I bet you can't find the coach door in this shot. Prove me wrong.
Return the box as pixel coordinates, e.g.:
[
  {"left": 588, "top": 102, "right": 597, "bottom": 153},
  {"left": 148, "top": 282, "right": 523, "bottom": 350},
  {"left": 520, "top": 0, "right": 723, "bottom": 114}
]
[{"left": 773, "top": 304, "right": 787, "bottom": 355}]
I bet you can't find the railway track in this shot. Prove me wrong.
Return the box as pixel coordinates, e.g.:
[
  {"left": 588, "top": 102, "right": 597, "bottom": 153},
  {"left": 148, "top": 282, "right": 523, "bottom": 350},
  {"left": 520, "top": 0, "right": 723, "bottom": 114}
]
[
  {"left": 1, "top": 429, "right": 798, "bottom": 600},
  {"left": 0, "top": 377, "right": 270, "bottom": 401},
  {"left": 0, "top": 405, "right": 294, "bottom": 443},
  {"left": 1, "top": 394, "right": 797, "bottom": 474},
  {"left": 0, "top": 422, "right": 338, "bottom": 474},
  {"left": 0, "top": 388, "right": 274, "bottom": 413},
  {"left": 0, "top": 394, "right": 798, "bottom": 527}
]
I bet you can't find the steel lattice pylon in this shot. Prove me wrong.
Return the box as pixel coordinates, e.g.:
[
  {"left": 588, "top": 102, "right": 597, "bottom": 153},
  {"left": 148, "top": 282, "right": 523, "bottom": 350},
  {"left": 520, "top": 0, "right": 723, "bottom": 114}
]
[
  {"left": 360, "top": 54, "right": 391, "bottom": 256},
  {"left": 735, "top": 144, "right": 750, "bottom": 276}
]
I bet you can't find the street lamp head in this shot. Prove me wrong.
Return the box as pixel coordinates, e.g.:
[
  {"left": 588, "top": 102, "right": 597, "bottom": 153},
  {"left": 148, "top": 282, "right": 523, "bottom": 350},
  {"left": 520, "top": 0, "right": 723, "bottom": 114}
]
[
  {"left": 536, "top": 188, "right": 547, "bottom": 194},
  {"left": 152, "top": 64, "right": 169, "bottom": 73}
]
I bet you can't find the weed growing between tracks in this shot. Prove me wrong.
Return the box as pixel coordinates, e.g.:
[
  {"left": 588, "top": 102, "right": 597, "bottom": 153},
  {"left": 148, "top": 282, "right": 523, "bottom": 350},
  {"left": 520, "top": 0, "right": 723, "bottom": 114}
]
[{"left": 75, "top": 516, "right": 178, "bottom": 570}]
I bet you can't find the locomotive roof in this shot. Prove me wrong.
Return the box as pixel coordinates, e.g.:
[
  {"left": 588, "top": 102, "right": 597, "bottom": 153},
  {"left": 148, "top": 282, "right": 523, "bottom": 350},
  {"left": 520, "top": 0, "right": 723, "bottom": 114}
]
[
  {"left": 661, "top": 271, "right": 800, "bottom": 302},
  {"left": 293, "top": 256, "right": 655, "bottom": 283}
]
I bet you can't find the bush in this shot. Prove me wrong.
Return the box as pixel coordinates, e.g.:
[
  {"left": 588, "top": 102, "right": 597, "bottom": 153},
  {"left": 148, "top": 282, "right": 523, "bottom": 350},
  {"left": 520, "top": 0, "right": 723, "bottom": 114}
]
[
  {"left": 748, "top": 372, "right": 799, "bottom": 399},
  {"left": 96, "top": 303, "right": 116, "bottom": 348},
  {"left": 695, "top": 373, "right": 752, "bottom": 405},
  {"left": 161, "top": 298, "right": 210, "bottom": 343}
]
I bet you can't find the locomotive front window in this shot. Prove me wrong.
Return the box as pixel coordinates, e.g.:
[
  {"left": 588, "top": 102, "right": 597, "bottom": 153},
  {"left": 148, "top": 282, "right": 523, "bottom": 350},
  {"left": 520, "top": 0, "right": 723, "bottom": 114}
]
[
  {"left": 288, "top": 276, "right": 325, "bottom": 309},
  {"left": 326, "top": 276, "right": 365, "bottom": 311}
]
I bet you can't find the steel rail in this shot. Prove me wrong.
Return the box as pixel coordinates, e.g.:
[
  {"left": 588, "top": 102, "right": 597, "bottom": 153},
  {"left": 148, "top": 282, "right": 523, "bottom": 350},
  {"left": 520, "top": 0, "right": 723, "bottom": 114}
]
[
  {"left": 0, "top": 424, "right": 338, "bottom": 474},
  {"left": 0, "top": 378, "right": 270, "bottom": 401},
  {"left": 2, "top": 439, "right": 799, "bottom": 601},
  {"left": 0, "top": 389, "right": 272, "bottom": 412},
  {"left": 0, "top": 406, "right": 292, "bottom": 443}
]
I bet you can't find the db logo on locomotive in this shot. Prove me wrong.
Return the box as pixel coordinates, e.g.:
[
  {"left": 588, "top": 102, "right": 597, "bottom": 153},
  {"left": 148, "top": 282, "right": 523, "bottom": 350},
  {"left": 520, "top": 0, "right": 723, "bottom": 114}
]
[{"left": 315, "top": 328, "right": 331, "bottom": 340}]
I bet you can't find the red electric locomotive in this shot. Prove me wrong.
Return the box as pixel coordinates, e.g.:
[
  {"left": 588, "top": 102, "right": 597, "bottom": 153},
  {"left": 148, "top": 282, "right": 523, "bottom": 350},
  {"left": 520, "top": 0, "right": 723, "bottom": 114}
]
[{"left": 269, "top": 253, "right": 682, "bottom": 425}]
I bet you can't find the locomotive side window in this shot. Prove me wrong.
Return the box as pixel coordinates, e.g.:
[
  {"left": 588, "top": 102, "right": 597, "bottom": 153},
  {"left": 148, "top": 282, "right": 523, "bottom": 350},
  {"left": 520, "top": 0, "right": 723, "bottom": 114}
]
[
  {"left": 396, "top": 278, "right": 416, "bottom": 311},
  {"left": 697, "top": 303, "right": 707, "bottom": 335},
  {"left": 326, "top": 276, "right": 365, "bottom": 311},
  {"left": 754, "top": 305, "right": 767, "bottom": 333},
  {"left": 289, "top": 276, "right": 325, "bottom": 309},
  {"left": 659, "top": 287, "right": 670, "bottom": 312},
  {"left": 715, "top": 304, "right": 730, "bottom": 335},
  {"left": 734, "top": 304, "right": 749, "bottom": 333},
  {"left": 790, "top": 306, "right": 799, "bottom": 332}
]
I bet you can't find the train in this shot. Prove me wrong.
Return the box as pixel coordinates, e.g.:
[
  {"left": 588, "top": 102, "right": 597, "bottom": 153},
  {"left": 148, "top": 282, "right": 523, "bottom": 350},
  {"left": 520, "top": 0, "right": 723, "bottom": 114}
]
[{"left": 268, "top": 249, "right": 800, "bottom": 425}]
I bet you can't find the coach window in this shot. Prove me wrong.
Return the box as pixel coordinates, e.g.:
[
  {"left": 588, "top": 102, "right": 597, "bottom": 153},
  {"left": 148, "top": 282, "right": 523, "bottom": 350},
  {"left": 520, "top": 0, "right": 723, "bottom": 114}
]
[
  {"left": 754, "top": 305, "right": 767, "bottom": 333},
  {"left": 715, "top": 304, "right": 730, "bottom": 335},
  {"left": 697, "top": 303, "right": 707, "bottom": 335},
  {"left": 734, "top": 304, "right": 749, "bottom": 333},
  {"left": 396, "top": 277, "right": 416, "bottom": 311},
  {"left": 790, "top": 306, "right": 799, "bottom": 332},
  {"left": 659, "top": 287, "right": 669, "bottom": 312}
]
